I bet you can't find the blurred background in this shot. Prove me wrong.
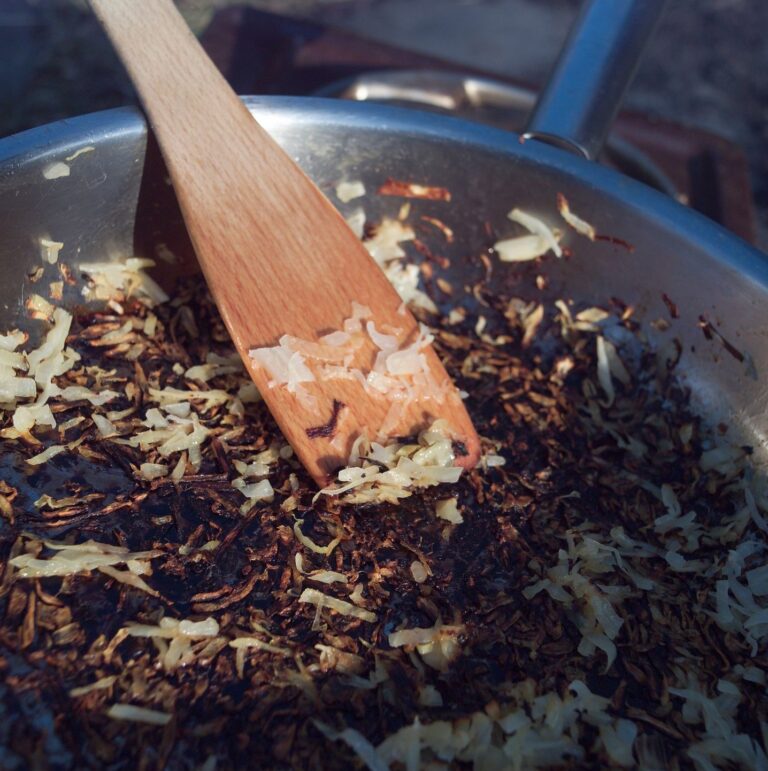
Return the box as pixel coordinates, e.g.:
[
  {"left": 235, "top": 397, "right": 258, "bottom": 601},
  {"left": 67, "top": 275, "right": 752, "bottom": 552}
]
[{"left": 2, "top": 0, "right": 766, "bottom": 248}]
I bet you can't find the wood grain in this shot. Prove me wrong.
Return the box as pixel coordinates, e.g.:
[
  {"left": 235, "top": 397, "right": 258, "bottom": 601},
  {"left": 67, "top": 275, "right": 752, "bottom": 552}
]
[{"left": 90, "top": 0, "right": 480, "bottom": 485}]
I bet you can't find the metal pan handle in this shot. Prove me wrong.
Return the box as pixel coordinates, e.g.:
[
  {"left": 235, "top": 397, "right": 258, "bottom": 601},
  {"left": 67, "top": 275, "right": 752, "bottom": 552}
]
[{"left": 523, "top": 0, "right": 667, "bottom": 161}]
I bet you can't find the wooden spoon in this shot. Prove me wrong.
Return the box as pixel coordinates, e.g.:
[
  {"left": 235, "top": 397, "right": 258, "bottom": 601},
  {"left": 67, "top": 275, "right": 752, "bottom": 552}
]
[{"left": 91, "top": 0, "right": 480, "bottom": 485}]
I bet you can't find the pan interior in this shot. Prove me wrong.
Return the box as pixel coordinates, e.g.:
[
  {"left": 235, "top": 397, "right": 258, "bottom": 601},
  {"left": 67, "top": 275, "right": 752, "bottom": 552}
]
[{"left": 0, "top": 97, "right": 766, "bottom": 462}]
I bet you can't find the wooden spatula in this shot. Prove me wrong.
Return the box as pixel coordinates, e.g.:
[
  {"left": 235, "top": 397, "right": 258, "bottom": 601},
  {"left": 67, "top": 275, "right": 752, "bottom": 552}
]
[{"left": 91, "top": 0, "right": 480, "bottom": 485}]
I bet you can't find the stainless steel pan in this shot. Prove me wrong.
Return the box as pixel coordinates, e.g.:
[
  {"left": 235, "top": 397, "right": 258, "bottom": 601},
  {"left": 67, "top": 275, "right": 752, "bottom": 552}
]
[{"left": 0, "top": 0, "right": 766, "bottom": 459}]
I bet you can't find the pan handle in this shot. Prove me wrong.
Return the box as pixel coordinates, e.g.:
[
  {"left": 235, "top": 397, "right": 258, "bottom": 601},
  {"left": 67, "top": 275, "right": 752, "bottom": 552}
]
[{"left": 523, "top": 0, "right": 667, "bottom": 161}]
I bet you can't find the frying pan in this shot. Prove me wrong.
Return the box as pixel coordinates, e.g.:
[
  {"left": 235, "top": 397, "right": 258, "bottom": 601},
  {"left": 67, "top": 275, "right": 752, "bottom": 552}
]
[{"left": 0, "top": 0, "right": 766, "bottom": 464}]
